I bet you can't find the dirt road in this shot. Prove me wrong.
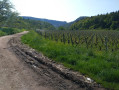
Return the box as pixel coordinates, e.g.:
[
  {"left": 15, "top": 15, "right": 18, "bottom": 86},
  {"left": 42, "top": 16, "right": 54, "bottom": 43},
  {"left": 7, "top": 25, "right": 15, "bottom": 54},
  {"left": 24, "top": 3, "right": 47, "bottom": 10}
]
[
  {"left": 0, "top": 32, "right": 52, "bottom": 90},
  {"left": 0, "top": 31, "right": 86, "bottom": 90}
]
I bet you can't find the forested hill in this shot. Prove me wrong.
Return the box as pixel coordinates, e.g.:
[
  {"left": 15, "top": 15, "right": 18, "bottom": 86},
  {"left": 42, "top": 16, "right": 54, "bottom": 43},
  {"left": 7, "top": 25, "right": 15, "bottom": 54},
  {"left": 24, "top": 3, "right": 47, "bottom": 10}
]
[
  {"left": 0, "top": 16, "right": 56, "bottom": 30},
  {"left": 22, "top": 16, "right": 67, "bottom": 27},
  {"left": 63, "top": 16, "right": 87, "bottom": 29},
  {"left": 70, "top": 11, "right": 119, "bottom": 30}
]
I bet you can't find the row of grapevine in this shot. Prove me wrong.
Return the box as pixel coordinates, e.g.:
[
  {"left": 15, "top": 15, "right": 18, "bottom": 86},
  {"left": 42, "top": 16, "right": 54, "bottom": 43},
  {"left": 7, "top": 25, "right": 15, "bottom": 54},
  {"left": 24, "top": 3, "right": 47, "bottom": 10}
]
[{"left": 36, "top": 30, "right": 119, "bottom": 52}]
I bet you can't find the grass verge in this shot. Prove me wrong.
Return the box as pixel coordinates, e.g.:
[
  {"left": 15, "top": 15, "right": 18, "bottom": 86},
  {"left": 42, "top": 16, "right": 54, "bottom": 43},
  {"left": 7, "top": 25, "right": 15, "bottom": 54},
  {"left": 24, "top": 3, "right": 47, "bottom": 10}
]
[{"left": 21, "top": 31, "right": 119, "bottom": 89}]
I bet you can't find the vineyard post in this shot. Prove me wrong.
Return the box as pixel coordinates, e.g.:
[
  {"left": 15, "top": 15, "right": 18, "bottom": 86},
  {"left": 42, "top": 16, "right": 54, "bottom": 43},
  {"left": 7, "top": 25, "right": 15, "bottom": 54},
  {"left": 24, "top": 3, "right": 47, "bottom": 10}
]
[
  {"left": 45, "top": 32, "right": 46, "bottom": 39},
  {"left": 85, "top": 37, "right": 88, "bottom": 49},
  {"left": 105, "top": 36, "right": 108, "bottom": 51},
  {"left": 63, "top": 34, "right": 65, "bottom": 44}
]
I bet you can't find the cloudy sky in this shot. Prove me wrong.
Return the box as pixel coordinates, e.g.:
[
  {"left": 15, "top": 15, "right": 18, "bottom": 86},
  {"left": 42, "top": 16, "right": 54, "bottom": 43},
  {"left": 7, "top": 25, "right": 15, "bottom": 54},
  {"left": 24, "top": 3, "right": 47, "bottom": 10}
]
[{"left": 10, "top": 0, "right": 119, "bottom": 22}]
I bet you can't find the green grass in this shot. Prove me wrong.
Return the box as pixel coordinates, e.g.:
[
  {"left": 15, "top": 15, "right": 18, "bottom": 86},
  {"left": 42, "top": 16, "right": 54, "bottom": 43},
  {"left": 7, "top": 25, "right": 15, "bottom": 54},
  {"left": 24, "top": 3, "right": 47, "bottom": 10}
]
[{"left": 21, "top": 31, "right": 119, "bottom": 89}]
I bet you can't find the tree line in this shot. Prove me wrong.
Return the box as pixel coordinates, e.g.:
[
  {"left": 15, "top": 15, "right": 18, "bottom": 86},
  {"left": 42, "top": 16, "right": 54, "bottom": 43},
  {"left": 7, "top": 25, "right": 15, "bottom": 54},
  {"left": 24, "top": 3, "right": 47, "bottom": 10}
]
[{"left": 70, "top": 11, "right": 119, "bottom": 30}]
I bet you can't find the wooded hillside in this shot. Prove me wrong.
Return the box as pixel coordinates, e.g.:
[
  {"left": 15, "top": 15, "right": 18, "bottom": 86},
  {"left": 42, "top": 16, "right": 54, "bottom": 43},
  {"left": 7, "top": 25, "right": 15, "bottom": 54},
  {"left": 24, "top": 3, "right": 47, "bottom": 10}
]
[{"left": 70, "top": 11, "right": 119, "bottom": 30}]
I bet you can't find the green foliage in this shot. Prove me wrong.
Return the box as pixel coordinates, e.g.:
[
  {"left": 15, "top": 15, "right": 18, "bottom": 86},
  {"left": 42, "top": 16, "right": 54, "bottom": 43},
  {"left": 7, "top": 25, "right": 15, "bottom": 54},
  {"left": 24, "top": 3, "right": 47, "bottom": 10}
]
[
  {"left": 0, "top": 27, "right": 23, "bottom": 35},
  {"left": 0, "top": 0, "right": 12, "bottom": 21},
  {"left": 21, "top": 31, "right": 119, "bottom": 89},
  {"left": 0, "top": 30, "right": 6, "bottom": 36},
  {"left": 110, "top": 21, "right": 119, "bottom": 30},
  {"left": 0, "top": 17, "right": 56, "bottom": 30},
  {"left": 58, "top": 26, "right": 65, "bottom": 30},
  {"left": 0, "top": 0, "right": 19, "bottom": 26},
  {"left": 70, "top": 11, "right": 119, "bottom": 30}
]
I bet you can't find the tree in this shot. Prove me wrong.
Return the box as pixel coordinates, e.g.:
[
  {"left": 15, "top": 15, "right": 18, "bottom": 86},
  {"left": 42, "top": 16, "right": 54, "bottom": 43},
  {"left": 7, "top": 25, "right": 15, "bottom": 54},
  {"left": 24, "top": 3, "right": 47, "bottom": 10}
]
[
  {"left": 110, "top": 21, "right": 119, "bottom": 30},
  {"left": 0, "top": 0, "right": 13, "bottom": 23},
  {"left": 58, "top": 26, "right": 65, "bottom": 30},
  {"left": 4, "top": 12, "right": 19, "bottom": 27}
]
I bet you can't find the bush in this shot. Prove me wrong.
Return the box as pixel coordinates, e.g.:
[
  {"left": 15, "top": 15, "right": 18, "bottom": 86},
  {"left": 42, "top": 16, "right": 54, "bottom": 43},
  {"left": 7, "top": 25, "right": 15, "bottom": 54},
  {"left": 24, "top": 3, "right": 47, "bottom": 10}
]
[
  {"left": 0, "top": 31, "right": 6, "bottom": 36},
  {"left": 0, "top": 27, "right": 21, "bottom": 35},
  {"left": 0, "top": 27, "right": 22, "bottom": 35}
]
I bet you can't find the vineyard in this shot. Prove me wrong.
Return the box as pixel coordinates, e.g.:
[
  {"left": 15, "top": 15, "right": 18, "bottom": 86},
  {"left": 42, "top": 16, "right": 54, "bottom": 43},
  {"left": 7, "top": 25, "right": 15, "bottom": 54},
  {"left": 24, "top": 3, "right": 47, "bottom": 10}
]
[
  {"left": 36, "top": 30, "right": 119, "bottom": 52},
  {"left": 22, "top": 30, "right": 119, "bottom": 89}
]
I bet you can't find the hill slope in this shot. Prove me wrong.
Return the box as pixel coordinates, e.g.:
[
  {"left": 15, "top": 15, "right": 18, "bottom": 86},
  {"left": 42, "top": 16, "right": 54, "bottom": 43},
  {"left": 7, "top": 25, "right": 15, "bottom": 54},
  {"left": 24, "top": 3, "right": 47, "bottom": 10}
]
[
  {"left": 22, "top": 16, "right": 67, "bottom": 27},
  {"left": 1, "top": 17, "right": 56, "bottom": 30},
  {"left": 63, "top": 16, "right": 87, "bottom": 29},
  {"left": 70, "top": 11, "right": 119, "bottom": 30}
]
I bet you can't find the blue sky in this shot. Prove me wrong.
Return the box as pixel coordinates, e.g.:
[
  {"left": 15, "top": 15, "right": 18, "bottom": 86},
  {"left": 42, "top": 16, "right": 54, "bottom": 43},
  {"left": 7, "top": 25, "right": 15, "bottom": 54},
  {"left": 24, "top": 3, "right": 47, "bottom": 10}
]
[{"left": 10, "top": 0, "right": 119, "bottom": 22}]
